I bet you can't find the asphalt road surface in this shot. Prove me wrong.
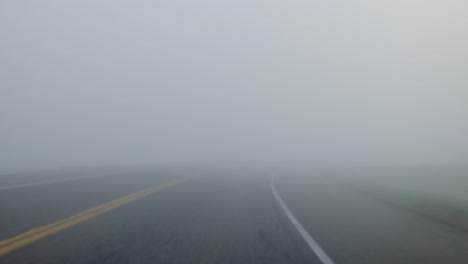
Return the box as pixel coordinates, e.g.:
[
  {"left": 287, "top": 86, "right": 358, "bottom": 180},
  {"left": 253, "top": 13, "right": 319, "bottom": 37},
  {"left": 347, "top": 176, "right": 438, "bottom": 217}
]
[{"left": 1, "top": 168, "right": 468, "bottom": 264}]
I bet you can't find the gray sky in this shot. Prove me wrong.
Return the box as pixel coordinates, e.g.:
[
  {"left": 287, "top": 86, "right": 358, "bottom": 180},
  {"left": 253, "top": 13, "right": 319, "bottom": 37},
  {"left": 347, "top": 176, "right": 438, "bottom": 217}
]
[{"left": 2, "top": 0, "right": 468, "bottom": 172}]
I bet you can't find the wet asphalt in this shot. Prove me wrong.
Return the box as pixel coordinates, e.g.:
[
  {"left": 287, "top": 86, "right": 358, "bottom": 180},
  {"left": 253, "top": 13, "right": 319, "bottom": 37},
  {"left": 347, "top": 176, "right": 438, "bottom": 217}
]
[{"left": 1, "top": 168, "right": 468, "bottom": 264}]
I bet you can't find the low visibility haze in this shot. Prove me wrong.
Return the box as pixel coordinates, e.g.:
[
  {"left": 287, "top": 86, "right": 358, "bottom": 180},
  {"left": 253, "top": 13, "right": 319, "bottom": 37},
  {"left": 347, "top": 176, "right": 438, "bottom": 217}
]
[{"left": 2, "top": 0, "right": 468, "bottom": 172}]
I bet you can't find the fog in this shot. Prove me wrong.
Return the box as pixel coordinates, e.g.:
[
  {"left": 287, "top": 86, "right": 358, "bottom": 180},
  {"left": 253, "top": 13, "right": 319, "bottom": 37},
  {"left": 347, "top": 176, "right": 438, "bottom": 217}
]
[{"left": 2, "top": 0, "right": 468, "bottom": 173}]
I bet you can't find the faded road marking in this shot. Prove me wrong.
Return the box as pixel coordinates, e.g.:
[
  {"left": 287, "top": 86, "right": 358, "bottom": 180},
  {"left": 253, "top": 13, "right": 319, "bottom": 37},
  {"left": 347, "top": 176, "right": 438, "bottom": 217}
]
[
  {"left": 0, "top": 173, "right": 120, "bottom": 191},
  {"left": 0, "top": 178, "right": 187, "bottom": 255}
]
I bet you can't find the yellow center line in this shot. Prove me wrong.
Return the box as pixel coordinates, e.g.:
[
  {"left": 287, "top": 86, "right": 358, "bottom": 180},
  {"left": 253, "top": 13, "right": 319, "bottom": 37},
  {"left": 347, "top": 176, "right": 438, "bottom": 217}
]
[{"left": 0, "top": 178, "right": 187, "bottom": 256}]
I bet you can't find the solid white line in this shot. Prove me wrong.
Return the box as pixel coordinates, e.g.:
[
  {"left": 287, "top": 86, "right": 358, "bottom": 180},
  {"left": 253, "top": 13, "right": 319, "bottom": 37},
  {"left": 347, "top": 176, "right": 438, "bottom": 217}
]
[
  {"left": 0, "top": 173, "right": 120, "bottom": 191},
  {"left": 270, "top": 178, "right": 335, "bottom": 264}
]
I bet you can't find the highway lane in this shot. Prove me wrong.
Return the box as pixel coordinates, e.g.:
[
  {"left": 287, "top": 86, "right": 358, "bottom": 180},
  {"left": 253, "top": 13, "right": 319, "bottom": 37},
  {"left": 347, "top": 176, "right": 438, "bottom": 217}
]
[
  {"left": 0, "top": 169, "right": 311, "bottom": 264},
  {"left": 3, "top": 168, "right": 468, "bottom": 264},
  {"left": 0, "top": 168, "right": 178, "bottom": 240},
  {"left": 275, "top": 175, "right": 468, "bottom": 264}
]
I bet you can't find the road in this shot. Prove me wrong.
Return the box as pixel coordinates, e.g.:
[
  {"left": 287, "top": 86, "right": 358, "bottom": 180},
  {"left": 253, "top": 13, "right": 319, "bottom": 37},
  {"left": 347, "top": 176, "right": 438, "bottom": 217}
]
[{"left": 1, "top": 168, "right": 468, "bottom": 264}]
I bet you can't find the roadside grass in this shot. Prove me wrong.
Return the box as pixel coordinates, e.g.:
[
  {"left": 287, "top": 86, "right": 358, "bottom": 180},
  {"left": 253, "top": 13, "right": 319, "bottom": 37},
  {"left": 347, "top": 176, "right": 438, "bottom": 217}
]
[{"left": 342, "top": 166, "right": 468, "bottom": 228}]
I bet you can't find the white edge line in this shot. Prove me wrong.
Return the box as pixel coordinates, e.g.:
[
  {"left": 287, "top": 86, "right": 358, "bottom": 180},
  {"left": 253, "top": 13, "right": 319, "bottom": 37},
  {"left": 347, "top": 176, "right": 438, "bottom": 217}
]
[
  {"left": 270, "top": 178, "right": 335, "bottom": 264},
  {"left": 0, "top": 172, "right": 121, "bottom": 191}
]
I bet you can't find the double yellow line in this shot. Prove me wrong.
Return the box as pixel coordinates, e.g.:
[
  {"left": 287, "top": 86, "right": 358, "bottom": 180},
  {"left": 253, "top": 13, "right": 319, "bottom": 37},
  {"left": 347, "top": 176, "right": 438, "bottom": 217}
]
[{"left": 0, "top": 178, "right": 187, "bottom": 256}]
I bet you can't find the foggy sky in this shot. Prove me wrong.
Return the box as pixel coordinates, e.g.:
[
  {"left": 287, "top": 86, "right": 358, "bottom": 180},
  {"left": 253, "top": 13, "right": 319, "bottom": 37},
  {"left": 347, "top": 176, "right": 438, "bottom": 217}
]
[{"left": 2, "top": 0, "right": 468, "bottom": 172}]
